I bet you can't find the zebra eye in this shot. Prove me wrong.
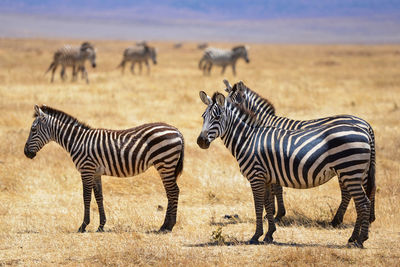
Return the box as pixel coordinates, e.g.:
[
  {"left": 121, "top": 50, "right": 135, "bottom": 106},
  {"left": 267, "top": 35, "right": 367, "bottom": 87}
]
[{"left": 31, "top": 126, "right": 37, "bottom": 133}]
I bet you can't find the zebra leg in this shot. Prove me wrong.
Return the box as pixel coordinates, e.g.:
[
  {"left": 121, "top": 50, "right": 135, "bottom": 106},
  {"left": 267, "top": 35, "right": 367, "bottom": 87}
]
[
  {"left": 331, "top": 181, "right": 351, "bottom": 227},
  {"left": 207, "top": 62, "right": 212, "bottom": 75},
  {"left": 78, "top": 172, "right": 94, "bottom": 233},
  {"left": 130, "top": 63, "right": 135, "bottom": 74},
  {"left": 273, "top": 184, "right": 286, "bottom": 221},
  {"left": 60, "top": 66, "right": 66, "bottom": 81},
  {"left": 263, "top": 184, "right": 276, "bottom": 243},
  {"left": 50, "top": 64, "right": 57, "bottom": 82},
  {"left": 202, "top": 62, "right": 207, "bottom": 75},
  {"left": 139, "top": 62, "right": 143, "bottom": 74},
  {"left": 145, "top": 60, "right": 150, "bottom": 74},
  {"left": 232, "top": 64, "right": 237, "bottom": 76},
  {"left": 269, "top": 185, "right": 276, "bottom": 216},
  {"left": 249, "top": 178, "right": 266, "bottom": 244},
  {"left": 82, "top": 67, "right": 89, "bottom": 84},
  {"left": 158, "top": 172, "right": 180, "bottom": 232},
  {"left": 221, "top": 65, "right": 226, "bottom": 75},
  {"left": 343, "top": 179, "right": 370, "bottom": 248},
  {"left": 93, "top": 175, "right": 106, "bottom": 232},
  {"left": 71, "top": 65, "right": 77, "bottom": 82}
]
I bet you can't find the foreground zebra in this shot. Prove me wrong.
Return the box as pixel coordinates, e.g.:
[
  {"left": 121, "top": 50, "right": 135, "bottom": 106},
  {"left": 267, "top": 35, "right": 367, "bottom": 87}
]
[
  {"left": 223, "top": 80, "right": 376, "bottom": 226},
  {"left": 24, "top": 105, "right": 184, "bottom": 232},
  {"left": 197, "top": 91, "right": 374, "bottom": 247},
  {"left": 198, "top": 46, "right": 250, "bottom": 76},
  {"left": 45, "top": 42, "right": 96, "bottom": 84},
  {"left": 117, "top": 44, "right": 157, "bottom": 74}
]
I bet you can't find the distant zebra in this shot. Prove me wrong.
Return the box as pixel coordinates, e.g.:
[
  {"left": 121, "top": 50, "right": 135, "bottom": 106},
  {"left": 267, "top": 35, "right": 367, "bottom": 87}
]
[
  {"left": 174, "top": 43, "right": 183, "bottom": 49},
  {"left": 198, "top": 46, "right": 250, "bottom": 76},
  {"left": 45, "top": 42, "right": 96, "bottom": 84},
  {"left": 197, "top": 91, "right": 374, "bottom": 248},
  {"left": 24, "top": 105, "right": 184, "bottom": 233},
  {"left": 223, "top": 80, "right": 376, "bottom": 226},
  {"left": 197, "top": 42, "right": 208, "bottom": 50},
  {"left": 118, "top": 44, "right": 157, "bottom": 74}
]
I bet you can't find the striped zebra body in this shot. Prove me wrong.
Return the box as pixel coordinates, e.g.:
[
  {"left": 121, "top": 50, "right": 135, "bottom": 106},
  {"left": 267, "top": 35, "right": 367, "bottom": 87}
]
[
  {"left": 197, "top": 92, "right": 373, "bottom": 247},
  {"left": 118, "top": 44, "right": 157, "bottom": 74},
  {"left": 224, "top": 80, "right": 376, "bottom": 226},
  {"left": 198, "top": 46, "right": 249, "bottom": 76},
  {"left": 24, "top": 105, "right": 184, "bottom": 233},
  {"left": 45, "top": 42, "right": 96, "bottom": 84}
]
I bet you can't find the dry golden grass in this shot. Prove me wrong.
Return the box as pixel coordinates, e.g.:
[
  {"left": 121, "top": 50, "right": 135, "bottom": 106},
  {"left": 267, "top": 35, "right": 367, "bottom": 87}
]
[{"left": 0, "top": 38, "right": 400, "bottom": 266}]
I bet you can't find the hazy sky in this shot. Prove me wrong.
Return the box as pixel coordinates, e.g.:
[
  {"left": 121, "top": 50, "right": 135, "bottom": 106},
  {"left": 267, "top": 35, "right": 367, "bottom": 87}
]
[{"left": 1, "top": 0, "right": 399, "bottom": 43}]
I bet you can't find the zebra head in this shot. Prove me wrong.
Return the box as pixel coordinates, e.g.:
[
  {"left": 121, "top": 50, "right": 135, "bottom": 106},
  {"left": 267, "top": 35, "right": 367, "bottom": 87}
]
[
  {"left": 232, "top": 46, "right": 250, "bottom": 63},
  {"left": 24, "top": 105, "right": 51, "bottom": 159},
  {"left": 149, "top": 46, "right": 157, "bottom": 65},
  {"left": 197, "top": 91, "right": 226, "bottom": 149},
  {"left": 80, "top": 42, "right": 96, "bottom": 68},
  {"left": 224, "top": 79, "right": 245, "bottom": 106}
]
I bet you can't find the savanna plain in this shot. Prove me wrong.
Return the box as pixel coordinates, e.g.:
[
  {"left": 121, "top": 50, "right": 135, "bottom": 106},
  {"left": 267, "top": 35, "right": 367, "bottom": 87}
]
[{"left": 0, "top": 39, "right": 400, "bottom": 266}]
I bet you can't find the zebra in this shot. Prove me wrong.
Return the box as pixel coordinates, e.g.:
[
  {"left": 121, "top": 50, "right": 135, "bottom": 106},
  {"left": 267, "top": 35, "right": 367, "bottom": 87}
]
[
  {"left": 197, "top": 91, "right": 374, "bottom": 248},
  {"left": 223, "top": 80, "right": 376, "bottom": 226},
  {"left": 45, "top": 42, "right": 96, "bottom": 84},
  {"left": 117, "top": 44, "right": 157, "bottom": 74},
  {"left": 198, "top": 46, "right": 250, "bottom": 76},
  {"left": 24, "top": 105, "right": 184, "bottom": 233},
  {"left": 197, "top": 42, "right": 208, "bottom": 50}
]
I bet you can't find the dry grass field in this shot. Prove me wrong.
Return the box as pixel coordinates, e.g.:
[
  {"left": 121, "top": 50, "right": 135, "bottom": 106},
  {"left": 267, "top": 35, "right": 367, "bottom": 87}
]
[{"left": 0, "top": 38, "right": 399, "bottom": 266}]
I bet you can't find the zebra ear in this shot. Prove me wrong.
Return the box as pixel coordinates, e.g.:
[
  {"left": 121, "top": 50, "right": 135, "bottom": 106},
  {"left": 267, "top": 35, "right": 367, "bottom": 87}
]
[
  {"left": 237, "top": 81, "right": 246, "bottom": 93},
  {"left": 199, "top": 91, "right": 212, "bottom": 106},
  {"left": 34, "top": 105, "right": 46, "bottom": 118},
  {"left": 215, "top": 93, "right": 225, "bottom": 107},
  {"left": 223, "top": 79, "right": 232, "bottom": 93}
]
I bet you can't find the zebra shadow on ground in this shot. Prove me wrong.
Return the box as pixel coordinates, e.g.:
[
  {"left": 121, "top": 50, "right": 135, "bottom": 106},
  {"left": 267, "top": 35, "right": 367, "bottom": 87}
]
[
  {"left": 210, "top": 211, "right": 353, "bottom": 229},
  {"left": 274, "top": 210, "right": 354, "bottom": 229},
  {"left": 184, "top": 240, "right": 348, "bottom": 249}
]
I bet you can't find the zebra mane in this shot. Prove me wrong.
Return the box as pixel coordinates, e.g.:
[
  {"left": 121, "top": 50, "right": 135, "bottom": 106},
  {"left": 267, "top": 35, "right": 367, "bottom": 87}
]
[
  {"left": 211, "top": 92, "right": 262, "bottom": 128},
  {"left": 232, "top": 82, "right": 276, "bottom": 115},
  {"left": 34, "top": 105, "right": 92, "bottom": 130},
  {"left": 80, "top": 42, "right": 94, "bottom": 50},
  {"left": 232, "top": 45, "right": 246, "bottom": 51}
]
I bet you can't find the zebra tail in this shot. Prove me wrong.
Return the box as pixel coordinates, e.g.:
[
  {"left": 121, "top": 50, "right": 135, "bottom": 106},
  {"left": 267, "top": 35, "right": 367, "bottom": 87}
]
[
  {"left": 116, "top": 61, "right": 123, "bottom": 68},
  {"left": 366, "top": 127, "right": 376, "bottom": 221},
  {"left": 174, "top": 135, "right": 185, "bottom": 178},
  {"left": 45, "top": 62, "right": 56, "bottom": 74}
]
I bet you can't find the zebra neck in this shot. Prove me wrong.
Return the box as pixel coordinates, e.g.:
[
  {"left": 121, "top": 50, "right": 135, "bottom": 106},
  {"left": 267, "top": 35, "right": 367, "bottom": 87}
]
[
  {"left": 50, "top": 120, "right": 90, "bottom": 154},
  {"left": 221, "top": 107, "right": 255, "bottom": 157}
]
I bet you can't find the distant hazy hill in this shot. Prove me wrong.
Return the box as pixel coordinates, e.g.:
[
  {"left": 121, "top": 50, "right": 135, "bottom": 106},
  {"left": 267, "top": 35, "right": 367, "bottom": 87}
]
[{"left": 1, "top": 0, "right": 399, "bottom": 43}]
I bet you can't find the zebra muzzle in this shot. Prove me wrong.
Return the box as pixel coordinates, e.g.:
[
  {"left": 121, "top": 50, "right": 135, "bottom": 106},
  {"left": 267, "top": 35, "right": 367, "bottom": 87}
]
[
  {"left": 24, "top": 146, "right": 36, "bottom": 159},
  {"left": 197, "top": 135, "right": 210, "bottom": 149}
]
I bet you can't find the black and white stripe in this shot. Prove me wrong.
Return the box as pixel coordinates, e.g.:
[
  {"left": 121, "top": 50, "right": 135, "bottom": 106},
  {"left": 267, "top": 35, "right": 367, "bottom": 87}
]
[
  {"left": 197, "top": 91, "right": 374, "bottom": 248},
  {"left": 198, "top": 46, "right": 250, "bottom": 76},
  {"left": 224, "top": 80, "right": 376, "bottom": 226},
  {"left": 24, "top": 105, "right": 184, "bottom": 233},
  {"left": 117, "top": 43, "right": 157, "bottom": 74},
  {"left": 45, "top": 42, "right": 96, "bottom": 84}
]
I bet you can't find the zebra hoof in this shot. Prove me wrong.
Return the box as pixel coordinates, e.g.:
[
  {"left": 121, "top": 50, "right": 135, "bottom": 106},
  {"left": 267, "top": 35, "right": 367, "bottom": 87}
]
[
  {"left": 263, "top": 235, "right": 273, "bottom": 244},
  {"left": 96, "top": 226, "right": 104, "bottom": 233},
  {"left": 347, "top": 240, "right": 364, "bottom": 249},
  {"left": 158, "top": 227, "right": 172, "bottom": 234},
  {"left": 331, "top": 218, "right": 342, "bottom": 228},
  {"left": 77, "top": 227, "right": 86, "bottom": 233}
]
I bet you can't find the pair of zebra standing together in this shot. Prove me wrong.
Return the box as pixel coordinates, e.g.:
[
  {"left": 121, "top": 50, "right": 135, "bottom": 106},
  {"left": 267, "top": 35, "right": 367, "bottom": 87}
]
[
  {"left": 45, "top": 42, "right": 157, "bottom": 83},
  {"left": 24, "top": 80, "right": 375, "bottom": 248},
  {"left": 45, "top": 42, "right": 249, "bottom": 83}
]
